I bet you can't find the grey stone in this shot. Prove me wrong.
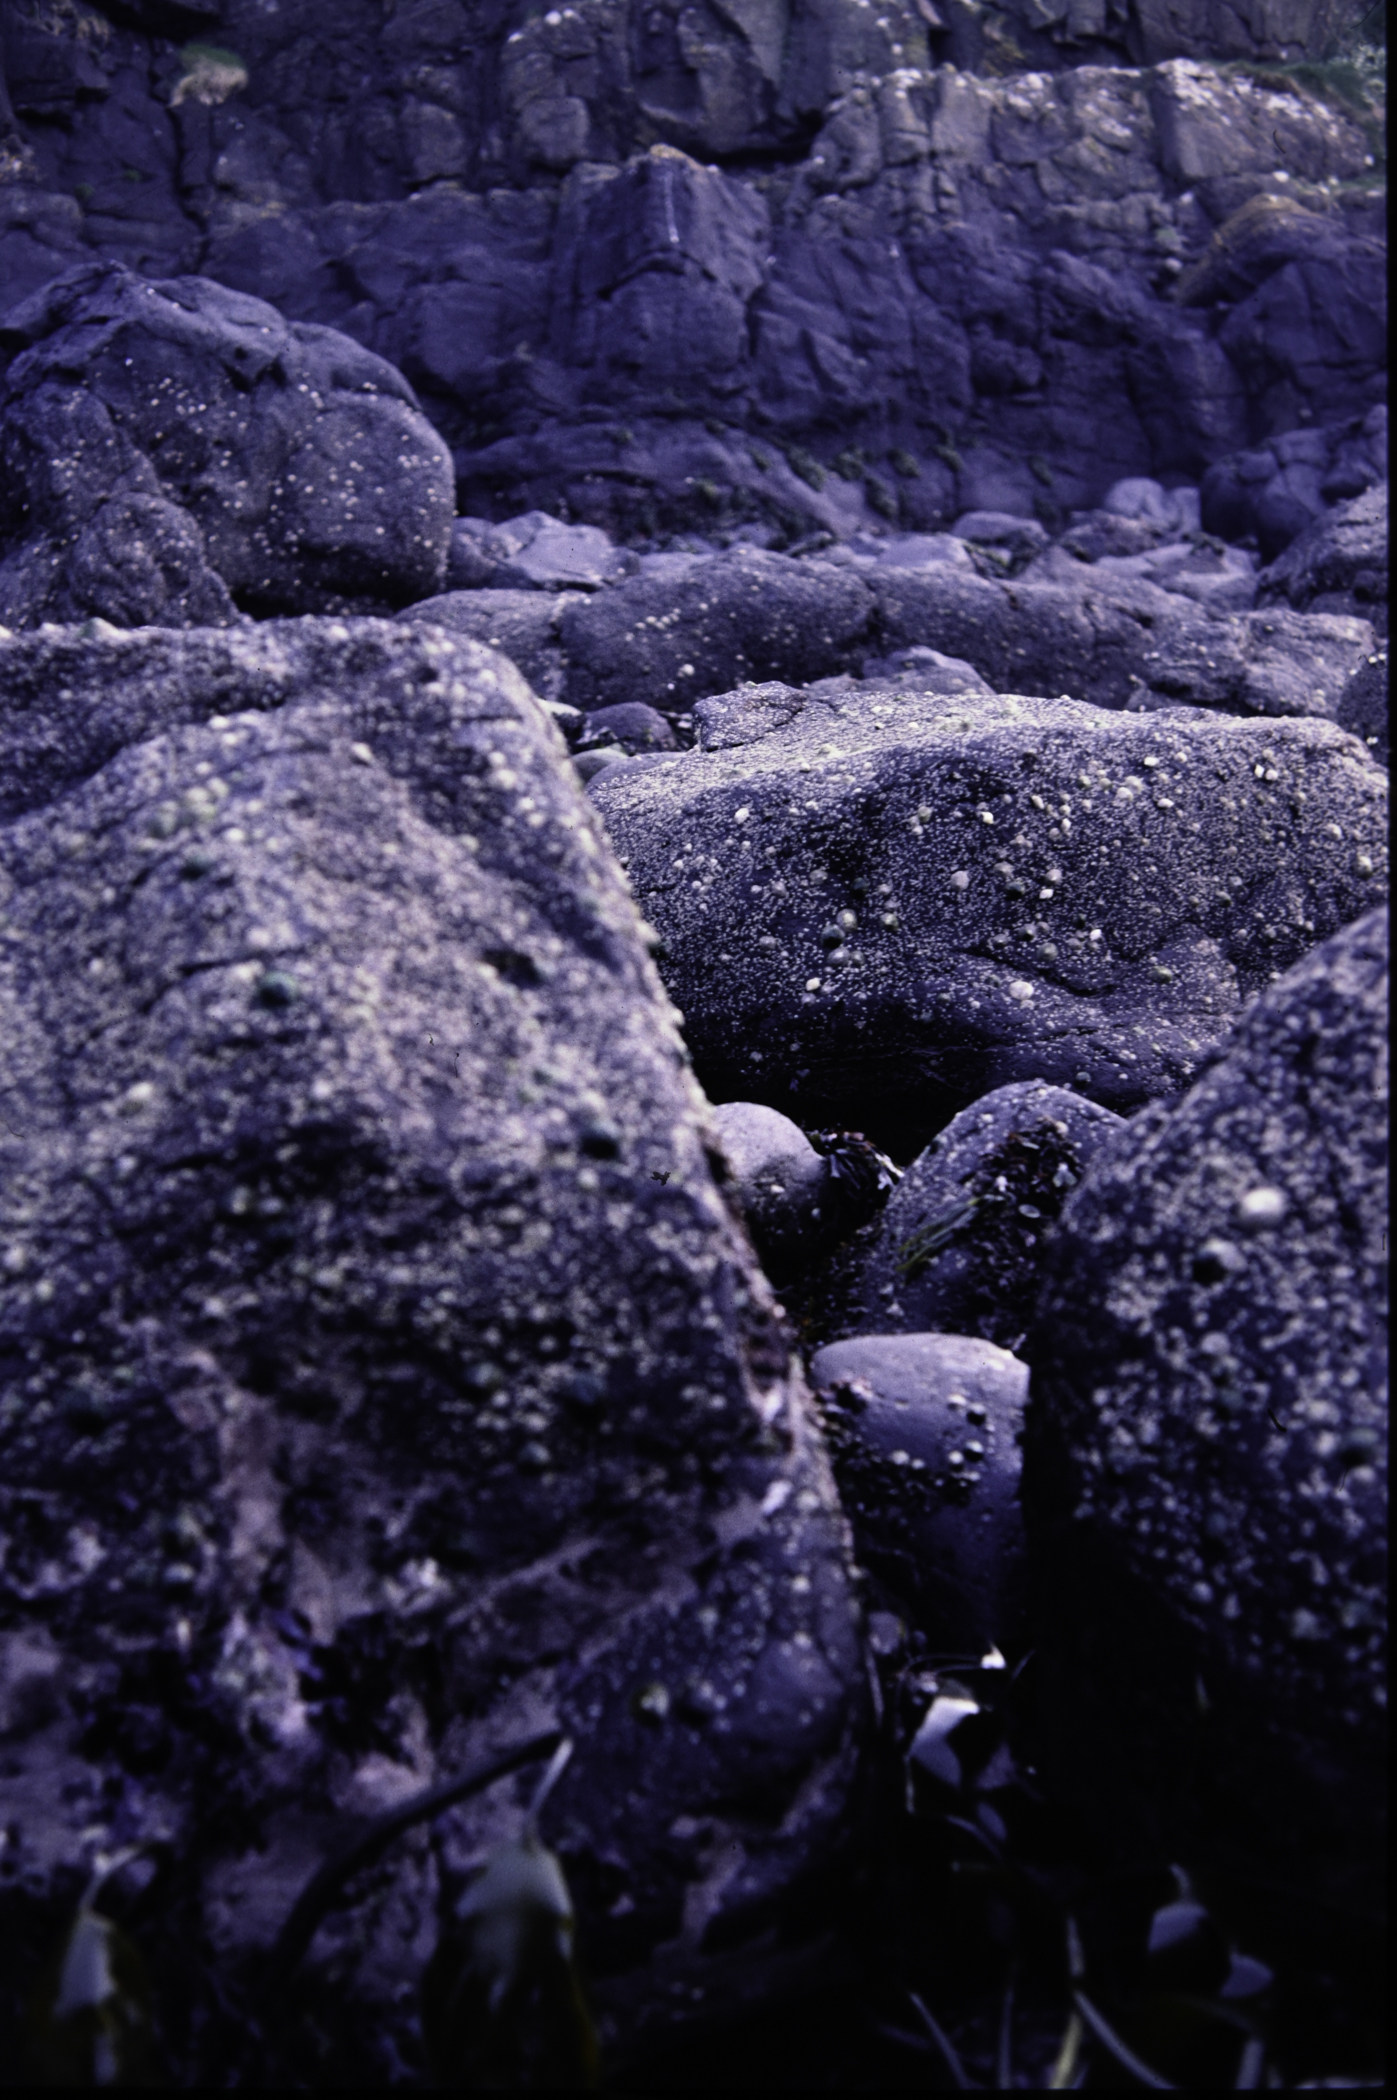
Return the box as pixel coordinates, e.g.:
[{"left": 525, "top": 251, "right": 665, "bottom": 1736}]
[
  {"left": 581, "top": 703, "right": 679, "bottom": 753},
  {"left": 560, "top": 548, "right": 877, "bottom": 714},
  {"left": 0, "top": 616, "right": 868, "bottom": 2080},
  {"left": 1256, "top": 480, "right": 1388, "bottom": 636},
  {"left": 810, "top": 1334, "right": 1028, "bottom": 1656},
  {"left": 0, "top": 262, "right": 455, "bottom": 624},
  {"left": 712, "top": 1101, "right": 831, "bottom": 1283},
  {"left": 1022, "top": 905, "right": 1388, "bottom": 1924},
  {"left": 396, "top": 588, "right": 587, "bottom": 707},
  {"left": 1101, "top": 477, "right": 1201, "bottom": 535},
  {"left": 487, "top": 510, "right": 633, "bottom": 591},
  {"left": 590, "top": 684, "right": 1388, "bottom": 1145},
  {"left": 1335, "top": 647, "right": 1389, "bottom": 768},
  {"left": 837, "top": 1081, "right": 1125, "bottom": 1349}
]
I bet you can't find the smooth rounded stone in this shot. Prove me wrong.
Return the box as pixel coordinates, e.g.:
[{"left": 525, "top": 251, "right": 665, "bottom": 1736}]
[
  {"left": 559, "top": 548, "right": 877, "bottom": 715},
  {"left": 1256, "top": 481, "right": 1388, "bottom": 638},
  {"left": 0, "top": 261, "right": 454, "bottom": 625},
  {"left": 582, "top": 703, "right": 678, "bottom": 753},
  {"left": 712, "top": 1101, "right": 830, "bottom": 1284},
  {"left": 836, "top": 1082, "right": 1124, "bottom": 1350},
  {"left": 0, "top": 618, "right": 869, "bottom": 2080},
  {"left": 397, "top": 587, "right": 586, "bottom": 706},
  {"left": 1101, "top": 477, "right": 1201, "bottom": 534},
  {"left": 810, "top": 1335, "right": 1028, "bottom": 1657},
  {"left": 592, "top": 683, "right": 1388, "bottom": 1147},
  {"left": 1022, "top": 906, "right": 1388, "bottom": 1926}
]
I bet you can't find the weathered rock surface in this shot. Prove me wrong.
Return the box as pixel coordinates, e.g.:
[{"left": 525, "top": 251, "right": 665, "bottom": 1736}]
[
  {"left": 811, "top": 1333, "right": 1029, "bottom": 1657},
  {"left": 1200, "top": 408, "right": 1387, "bottom": 561},
  {"left": 396, "top": 588, "right": 587, "bottom": 709},
  {"left": 560, "top": 547, "right": 879, "bottom": 714},
  {"left": 0, "top": 618, "right": 869, "bottom": 2080},
  {"left": 1022, "top": 905, "right": 1387, "bottom": 1922},
  {"left": 1256, "top": 478, "right": 1389, "bottom": 635},
  {"left": 591, "top": 683, "right": 1388, "bottom": 1142},
  {"left": 1, "top": 41, "right": 1383, "bottom": 545},
  {"left": 835, "top": 1079, "right": 1124, "bottom": 1347},
  {"left": 0, "top": 261, "right": 454, "bottom": 627}
]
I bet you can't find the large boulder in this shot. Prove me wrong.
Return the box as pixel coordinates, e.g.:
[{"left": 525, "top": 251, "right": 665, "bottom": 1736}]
[
  {"left": 1022, "top": 906, "right": 1387, "bottom": 1924},
  {"left": 0, "top": 618, "right": 868, "bottom": 2082},
  {"left": 590, "top": 683, "right": 1388, "bottom": 1146},
  {"left": 0, "top": 262, "right": 455, "bottom": 627}
]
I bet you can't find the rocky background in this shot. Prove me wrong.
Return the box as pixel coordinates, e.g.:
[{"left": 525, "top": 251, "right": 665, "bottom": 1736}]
[{"left": 0, "top": 0, "right": 1387, "bottom": 2087}]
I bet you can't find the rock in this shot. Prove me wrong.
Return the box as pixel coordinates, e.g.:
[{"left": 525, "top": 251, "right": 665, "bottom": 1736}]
[
  {"left": 810, "top": 1335, "right": 1029, "bottom": 1657},
  {"left": 0, "top": 262, "right": 454, "bottom": 626},
  {"left": 559, "top": 548, "right": 877, "bottom": 715},
  {"left": 855, "top": 645, "right": 995, "bottom": 696},
  {"left": 836, "top": 1081, "right": 1125, "bottom": 1349},
  {"left": 1022, "top": 906, "right": 1388, "bottom": 1924},
  {"left": 397, "top": 589, "right": 587, "bottom": 707},
  {"left": 711, "top": 1102, "right": 832, "bottom": 1284},
  {"left": 1026, "top": 534, "right": 1259, "bottom": 615},
  {"left": 1202, "top": 414, "right": 1387, "bottom": 562},
  {"left": 581, "top": 704, "right": 679, "bottom": 754},
  {"left": 591, "top": 685, "right": 1388, "bottom": 1148},
  {"left": 0, "top": 617, "right": 869, "bottom": 2081},
  {"left": 951, "top": 512, "right": 1051, "bottom": 567},
  {"left": 1101, "top": 477, "right": 1201, "bottom": 535},
  {"left": 478, "top": 511, "right": 633, "bottom": 592},
  {"left": 1256, "top": 480, "right": 1389, "bottom": 637},
  {"left": 1335, "top": 647, "right": 1389, "bottom": 768}
]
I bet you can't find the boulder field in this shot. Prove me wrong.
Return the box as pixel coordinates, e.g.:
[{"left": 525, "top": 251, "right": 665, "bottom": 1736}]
[{"left": 0, "top": 0, "right": 1387, "bottom": 2084}]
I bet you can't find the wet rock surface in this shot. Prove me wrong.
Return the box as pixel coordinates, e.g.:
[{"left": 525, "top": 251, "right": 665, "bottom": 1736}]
[
  {"left": 1022, "top": 905, "right": 1388, "bottom": 1924},
  {"left": 0, "top": 617, "right": 868, "bottom": 2081},
  {"left": 592, "top": 683, "right": 1388, "bottom": 1145},
  {"left": 811, "top": 1333, "right": 1029, "bottom": 1658}
]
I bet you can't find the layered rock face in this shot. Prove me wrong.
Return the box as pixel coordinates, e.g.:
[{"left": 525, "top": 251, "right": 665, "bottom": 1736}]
[{"left": 0, "top": 4, "right": 1385, "bottom": 544}]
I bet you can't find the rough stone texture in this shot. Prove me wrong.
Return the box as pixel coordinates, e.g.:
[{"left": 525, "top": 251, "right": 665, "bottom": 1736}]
[
  {"left": 0, "top": 618, "right": 869, "bottom": 2080},
  {"left": 590, "top": 684, "right": 1388, "bottom": 1144},
  {"left": 396, "top": 589, "right": 588, "bottom": 708},
  {"left": 1334, "top": 646, "right": 1388, "bottom": 768},
  {"left": 1, "top": 44, "right": 1383, "bottom": 542},
  {"left": 559, "top": 548, "right": 879, "bottom": 714},
  {"left": 0, "top": 262, "right": 455, "bottom": 625},
  {"left": 1255, "top": 478, "right": 1389, "bottom": 635},
  {"left": 810, "top": 1333, "right": 1029, "bottom": 1657},
  {"left": 1021, "top": 905, "right": 1387, "bottom": 1923},
  {"left": 447, "top": 510, "right": 634, "bottom": 592},
  {"left": 1199, "top": 407, "right": 1387, "bottom": 559},
  {"left": 835, "top": 1079, "right": 1125, "bottom": 1347},
  {"left": 711, "top": 1101, "right": 833, "bottom": 1283}
]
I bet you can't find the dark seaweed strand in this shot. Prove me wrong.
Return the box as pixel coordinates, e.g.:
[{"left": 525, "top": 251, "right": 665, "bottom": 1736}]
[{"left": 268, "top": 1728, "right": 565, "bottom": 1983}]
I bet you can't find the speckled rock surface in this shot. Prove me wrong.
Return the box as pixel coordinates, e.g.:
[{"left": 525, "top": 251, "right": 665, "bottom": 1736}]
[
  {"left": 834, "top": 1080, "right": 1125, "bottom": 1349},
  {"left": 591, "top": 683, "right": 1388, "bottom": 1146},
  {"left": 1256, "top": 480, "right": 1389, "bottom": 637},
  {"left": 810, "top": 1333, "right": 1029, "bottom": 1657},
  {"left": 396, "top": 587, "right": 587, "bottom": 708},
  {"left": 0, "top": 618, "right": 868, "bottom": 2081},
  {"left": 0, "top": 261, "right": 454, "bottom": 626},
  {"left": 1021, "top": 905, "right": 1388, "bottom": 1922}
]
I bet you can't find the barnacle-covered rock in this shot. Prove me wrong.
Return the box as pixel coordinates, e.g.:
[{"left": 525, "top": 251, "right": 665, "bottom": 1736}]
[
  {"left": 0, "top": 617, "right": 868, "bottom": 2081},
  {"left": 1022, "top": 905, "right": 1388, "bottom": 1923}
]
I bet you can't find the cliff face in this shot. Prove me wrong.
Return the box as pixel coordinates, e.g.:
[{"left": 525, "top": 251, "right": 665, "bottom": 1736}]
[{"left": 0, "top": 0, "right": 1385, "bottom": 537}]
